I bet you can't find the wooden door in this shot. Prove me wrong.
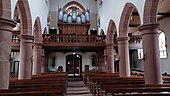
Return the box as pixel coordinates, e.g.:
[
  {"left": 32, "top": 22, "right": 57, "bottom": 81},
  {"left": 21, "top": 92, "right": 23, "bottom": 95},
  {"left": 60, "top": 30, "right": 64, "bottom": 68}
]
[{"left": 66, "top": 54, "right": 82, "bottom": 78}]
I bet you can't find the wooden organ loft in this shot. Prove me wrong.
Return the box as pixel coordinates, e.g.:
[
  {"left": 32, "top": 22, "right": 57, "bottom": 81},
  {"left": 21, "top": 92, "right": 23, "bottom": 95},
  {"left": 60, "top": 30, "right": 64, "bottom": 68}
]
[
  {"left": 42, "top": 2, "right": 107, "bottom": 52},
  {"left": 11, "top": 1, "right": 143, "bottom": 51}
]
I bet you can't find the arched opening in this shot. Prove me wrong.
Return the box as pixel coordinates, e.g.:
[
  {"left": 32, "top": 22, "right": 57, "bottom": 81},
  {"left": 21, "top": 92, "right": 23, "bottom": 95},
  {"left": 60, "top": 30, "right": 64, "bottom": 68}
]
[
  {"left": 33, "top": 17, "right": 42, "bottom": 43},
  {"left": 144, "top": 0, "right": 159, "bottom": 24},
  {"left": 128, "top": 8, "right": 143, "bottom": 74},
  {"left": 14, "top": 0, "right": 33, "bottom": 79},
  {"left": 66, "top": 54, "right": 82, "bottom": 78},
  {"left": 63, "top": 1, "right": 85, "bottom": 15},
  {"left": 15, "top": 0, "right": 32, "bottom": 35},
  {"left": 32, "top": 17, "right": 42, "bottom": 75},
  {"left": 106, "top": 20, "right": 117, "bottom": 73},
  {"left": 158, "top": 30, "right": 167, "bottom": 59},
  {"left": 139, "top": 0, "right": 162, "bottom": 84},
  {"left": 118, "top": 3, "right": 141, "bottom": 77},
  {"left": 57, "top": 1, "right": 90, "bottom": 35}
]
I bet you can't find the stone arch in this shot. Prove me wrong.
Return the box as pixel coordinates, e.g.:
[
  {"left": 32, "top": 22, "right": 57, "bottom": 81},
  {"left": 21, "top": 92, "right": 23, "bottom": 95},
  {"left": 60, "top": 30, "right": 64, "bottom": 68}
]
[
  {"left": 15, "top": 0, "right": 34, "bottom": 79},
  {"left": 32, "top": 17, "right": 42, "bottom": 75},
  {"left": 107, "top": 19, "right": 117, "bottom": 44},
  {"left": 119, "top": 3, "right": 139, "bottom": 37},
  {"left": 33, "top": 17, "right": 42, "bottom": 43},
  {"left": 144, "top": 0, "right": 159, "bottom": 24},
  {"left": 15, "top": 0, "right": 32, "bottom": 35},
  {"left": 106, "top": 19, "right": 117, "bottom": 73},
  {"left": 118, "top": 3, "right": 141, "bottom": 77},
  {"left": 63, "top": 1, "right": 85, "bottom": 12}
]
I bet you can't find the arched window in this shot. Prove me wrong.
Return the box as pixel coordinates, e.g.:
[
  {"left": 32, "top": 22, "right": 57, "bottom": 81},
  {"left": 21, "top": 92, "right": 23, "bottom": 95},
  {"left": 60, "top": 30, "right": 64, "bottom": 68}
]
[{"left": 158, "top": 30, "right": 167, "bottom": 58}]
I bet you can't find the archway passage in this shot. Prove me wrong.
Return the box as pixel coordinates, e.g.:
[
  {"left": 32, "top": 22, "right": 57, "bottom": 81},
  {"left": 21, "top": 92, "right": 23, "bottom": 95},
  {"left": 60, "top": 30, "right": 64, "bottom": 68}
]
[
  {"left": 32, "top": 17, "right": 42, "bottom": 75},
  {"left": 137, "top": 0, "right": 162, "bottom": 84},
  {"left": 106, "top": 20, "right": 117, "bottom": 73},
  {"left": 66, "top": 54, "right": 82, "bottom": 78},
  {"left": 15, "top": 0, "right": 34, "bottom": 79}
]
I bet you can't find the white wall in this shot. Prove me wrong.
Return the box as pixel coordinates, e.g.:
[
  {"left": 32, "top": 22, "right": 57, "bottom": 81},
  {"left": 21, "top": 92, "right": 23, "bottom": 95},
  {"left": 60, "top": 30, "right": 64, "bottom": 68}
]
[
  {"left": 49, "top": 0, "right": 97, "bottom": 13},
  {"left": 11, "top": 0, "right": 49, "bottom": 34},
  {"left": 48, "top": 52, "right": 96, "bottom": 72},
  {"left": 159, "top": 17, "right": 170, "bottom": 74},
  {"left": 97, "top": 0, "right": 145, "bottom": 35}
]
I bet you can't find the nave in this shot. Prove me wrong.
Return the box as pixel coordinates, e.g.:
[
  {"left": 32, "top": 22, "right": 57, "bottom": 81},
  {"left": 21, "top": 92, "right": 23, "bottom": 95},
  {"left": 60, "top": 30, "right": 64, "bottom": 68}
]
[
  {"left": 1, "top": 71, "right": 170, "bottom": 95},
  {"left": 67, "top": 80, "right": 92, "bottom": 96}
]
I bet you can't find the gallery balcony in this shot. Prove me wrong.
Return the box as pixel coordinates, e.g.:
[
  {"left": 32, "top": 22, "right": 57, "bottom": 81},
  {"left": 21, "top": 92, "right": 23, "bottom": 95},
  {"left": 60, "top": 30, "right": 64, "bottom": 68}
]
[
  {"left": 42, "top": 34, "right": 106, "bottom": 47},
  {"left": 11, "top": 34, "right": 142, "bottom": 51}
]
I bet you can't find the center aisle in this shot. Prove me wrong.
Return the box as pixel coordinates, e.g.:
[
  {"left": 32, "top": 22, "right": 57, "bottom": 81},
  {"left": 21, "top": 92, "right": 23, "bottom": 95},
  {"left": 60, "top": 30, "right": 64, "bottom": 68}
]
[{"left": 67, "top": 80, "right": 93, "bottom": 96}]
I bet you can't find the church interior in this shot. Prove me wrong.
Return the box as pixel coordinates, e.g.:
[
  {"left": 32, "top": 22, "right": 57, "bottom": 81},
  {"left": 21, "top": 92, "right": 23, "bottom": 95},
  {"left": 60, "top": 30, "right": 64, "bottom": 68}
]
[{"left": 1, "top": 0, "right": 170, "bottom": 95}]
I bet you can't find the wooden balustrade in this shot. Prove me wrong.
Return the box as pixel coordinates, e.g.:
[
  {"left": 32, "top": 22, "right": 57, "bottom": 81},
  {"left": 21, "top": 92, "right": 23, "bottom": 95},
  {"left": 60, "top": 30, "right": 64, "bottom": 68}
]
[
  {"left": 11, "top": 34, "right": 142, "bottom": 47},
  {"left": 43, "top": 34, "right": 106, "bottom": 46},
  {"left": 129, "top": 35, "right": 142, "bottom": 44},
  {"left": 12, "top": 34, "right": 20, "bottom": 42}
]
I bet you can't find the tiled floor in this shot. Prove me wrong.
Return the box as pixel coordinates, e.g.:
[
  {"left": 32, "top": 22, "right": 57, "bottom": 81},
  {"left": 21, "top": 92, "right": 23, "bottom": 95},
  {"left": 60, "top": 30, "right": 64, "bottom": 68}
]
[{"left": 67, "top": 80, "right": 93, "bottom": 96}]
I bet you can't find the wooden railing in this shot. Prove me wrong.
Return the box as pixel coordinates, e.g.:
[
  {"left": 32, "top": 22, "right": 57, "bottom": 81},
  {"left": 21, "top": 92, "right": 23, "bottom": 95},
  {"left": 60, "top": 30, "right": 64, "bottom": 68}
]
[
  {"left": 129, "top": 35, "right": 142, "bottom": 44},
  {"left": 11, "top": 34, "right": 142, "bottom": 47},
  {"left": 12, "top": 34, "right": 20, "bottom": 42},
  {"left": 42, "top": 34, "right": 106, "bottom": 46},
  {"left": 129, "top": 35, "right": 142, "bottom": 48}
]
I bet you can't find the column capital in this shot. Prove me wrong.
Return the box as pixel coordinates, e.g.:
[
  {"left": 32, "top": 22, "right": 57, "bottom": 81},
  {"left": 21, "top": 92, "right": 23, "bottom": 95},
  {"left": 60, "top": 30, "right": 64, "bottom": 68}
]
[
  {"left": 19, "top": 34, "right": 35, "bottom": 40},
  {"left": 34, "top": 42, "right": 43, "bottom": 46},
  {"left": 19, "top": 35, "right": 34, "bottom": 43},
  {"left": 117, "top": 36, "right": 129, "bottom": 43},
  {"left": 117, "top": 36, "right": 129, "bottom": 41},
  {"left": 138, "top": 23, "right": 159, "bottom": 35},
  {"left": 117, "top": 36, "right": 129, "bottom": 45},
  {"left": 0, "top": 17, "right": 16, "bottom": 32}
]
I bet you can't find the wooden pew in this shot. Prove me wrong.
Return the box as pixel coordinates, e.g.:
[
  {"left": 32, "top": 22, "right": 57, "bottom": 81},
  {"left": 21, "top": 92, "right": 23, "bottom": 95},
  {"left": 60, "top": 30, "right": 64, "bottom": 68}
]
[
  {"left": 100, "top": 84, "right": 170, "bottom": 96},
  {"left": 0, "top": 72, "right": 68, "bottom": 96},
  {"left": 0, "top": 87, "right": 65, "bottom": 96},
  {"left": 82, "top": 72, "right": 107, "bottom": 85},
  {"left": 84, "top": 72, "right": 144, "bottom": 95}
]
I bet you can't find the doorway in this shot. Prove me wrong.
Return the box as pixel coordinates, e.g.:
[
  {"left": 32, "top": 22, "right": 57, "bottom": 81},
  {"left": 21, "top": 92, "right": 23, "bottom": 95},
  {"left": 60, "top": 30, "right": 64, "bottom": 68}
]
[{"left": 66, "top": 54, "right": 82, "bottom": 78}]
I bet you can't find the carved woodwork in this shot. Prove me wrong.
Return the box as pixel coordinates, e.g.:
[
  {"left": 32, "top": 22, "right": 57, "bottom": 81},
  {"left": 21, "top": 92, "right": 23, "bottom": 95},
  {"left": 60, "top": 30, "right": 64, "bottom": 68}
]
[{"left": 58, "top": 23, "right": 90, "bottom": 35}]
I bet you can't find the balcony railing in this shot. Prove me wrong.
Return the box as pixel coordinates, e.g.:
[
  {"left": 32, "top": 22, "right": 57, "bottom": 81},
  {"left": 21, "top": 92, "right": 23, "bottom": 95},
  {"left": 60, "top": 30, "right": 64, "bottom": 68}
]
[
  {"left": 11, "top": 34, "right": 142, "bottom": 48},
  {"left": 129, "top": 35, "right": 142, "bottom": 44},
  {"left": 42, "top": 34, "right": 106, "bottom": 46},
  {"left": 11, "top": 34, "right": 20, "bottom": 47},
  {"left": 12, "top": 34, "right": 20, "bottom": 42},
  {"left": 129, "top": 35, "right": 142, "bottom": 48}
]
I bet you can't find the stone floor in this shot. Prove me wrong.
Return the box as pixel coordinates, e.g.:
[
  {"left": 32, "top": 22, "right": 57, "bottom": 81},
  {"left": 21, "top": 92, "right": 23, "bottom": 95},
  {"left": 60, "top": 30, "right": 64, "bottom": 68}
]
[{"left": 67, "top": 80, "right": 93, "bottom": 96}]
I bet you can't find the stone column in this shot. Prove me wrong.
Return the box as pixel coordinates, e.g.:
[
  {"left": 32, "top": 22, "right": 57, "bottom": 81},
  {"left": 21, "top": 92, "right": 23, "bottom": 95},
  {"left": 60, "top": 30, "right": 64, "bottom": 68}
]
[
  {"left": 32, "top": 43, "right": 42, "bottom": 75},
  {"left": 138, "top": 23, "right": 162, "bottom": 84},
  {"left": 98, "top": 50, "right": 105, "bottom": 72},
  {"left": 0, "top": 0, "right": 16, "bottom": 89},
  {"left": 117, "top": 36, "right": 130, "bottom": 77},
  {"left": 0, "top": 18, "right": 15, "bottom": 89},
  {"left": 41, "top": 50, "right": 48, "bottom": 73},
  {"left": 18, "top": 35, "right": 34, "bottom": 79},
  {"left": 106, "top": 44, "right": 115, "bottom": 73}
]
